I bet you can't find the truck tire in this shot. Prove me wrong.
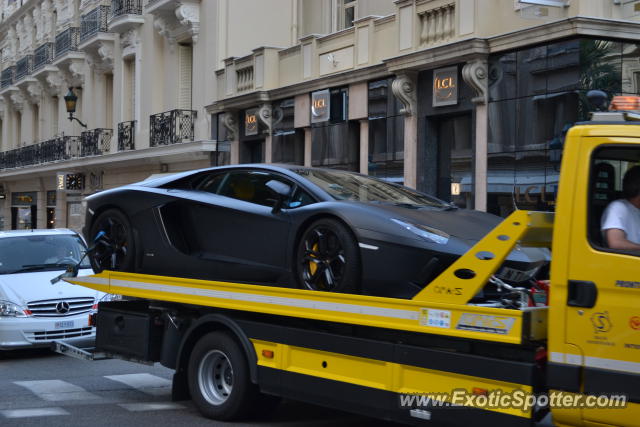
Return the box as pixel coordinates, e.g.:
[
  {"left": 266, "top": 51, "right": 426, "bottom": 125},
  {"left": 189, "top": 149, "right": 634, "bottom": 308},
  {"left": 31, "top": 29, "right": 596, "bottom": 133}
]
[{"left": 188, "top": 332, "right": 259, "bottom": 420}]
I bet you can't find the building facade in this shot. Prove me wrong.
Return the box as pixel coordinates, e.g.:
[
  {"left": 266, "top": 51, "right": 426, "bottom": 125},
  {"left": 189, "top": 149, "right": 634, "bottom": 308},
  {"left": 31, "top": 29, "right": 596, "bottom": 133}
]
[{"left": 1, "top": 0, "right": 640, "bottom": 232}]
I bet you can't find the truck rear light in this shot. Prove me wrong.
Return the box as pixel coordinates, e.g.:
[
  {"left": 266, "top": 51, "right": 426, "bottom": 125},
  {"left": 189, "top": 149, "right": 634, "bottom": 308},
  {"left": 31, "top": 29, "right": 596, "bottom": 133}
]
[{"left": 262, "top": 349, "right": 274, "bottom": 359}]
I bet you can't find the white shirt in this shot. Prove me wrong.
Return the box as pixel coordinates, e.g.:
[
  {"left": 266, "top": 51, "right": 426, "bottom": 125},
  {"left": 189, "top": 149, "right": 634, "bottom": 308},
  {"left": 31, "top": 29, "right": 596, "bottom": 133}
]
[{"left": 601, "top": 199, "right": 640, "bottom": 244}]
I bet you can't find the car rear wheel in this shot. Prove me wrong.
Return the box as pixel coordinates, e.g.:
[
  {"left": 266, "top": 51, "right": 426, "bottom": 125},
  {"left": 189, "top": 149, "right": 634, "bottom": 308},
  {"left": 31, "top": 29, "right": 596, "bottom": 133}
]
[
  {"left": 89, "top": 209, "right": 135, "bottom": 273},
  {"left": 296, "top": 218, "right": 360, "bottom": 293}
]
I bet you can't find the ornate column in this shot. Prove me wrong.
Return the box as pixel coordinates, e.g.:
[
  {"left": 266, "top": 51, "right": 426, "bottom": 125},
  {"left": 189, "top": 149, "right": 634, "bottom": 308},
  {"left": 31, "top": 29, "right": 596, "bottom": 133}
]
[
  {"left": 258, "top": 104, "right": 274, "bottom": 163},
  {"left": 25, "top": 82, "right": 45, "bottom": 141},
  {"left": 462, "top": 58, "right": 489, "bottom": 211},
  {"left": 0, "top": 100, "right": 8, "bottom": 152},
  {"left": 391, "top": 72, "right": 418, "bottom": 188},
  {"left": 222, "top": 112, "right": 239, "bottom": 164},
  {"left": 257, "top": 103, "right": 283, "bottom": 163}
]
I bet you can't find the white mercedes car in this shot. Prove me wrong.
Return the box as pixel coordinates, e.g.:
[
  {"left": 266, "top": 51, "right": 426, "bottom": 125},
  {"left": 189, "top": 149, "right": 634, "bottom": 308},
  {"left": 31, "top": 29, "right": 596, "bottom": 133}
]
[{"left": 0, "top": 229, "right": 111, "bottom": 351}]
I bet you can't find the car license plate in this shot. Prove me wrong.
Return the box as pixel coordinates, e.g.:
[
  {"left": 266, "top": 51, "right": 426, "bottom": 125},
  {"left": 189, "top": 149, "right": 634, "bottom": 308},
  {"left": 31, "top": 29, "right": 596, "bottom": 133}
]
[{"left": 54, "top": 321, "right": 74, "bottom": 329}]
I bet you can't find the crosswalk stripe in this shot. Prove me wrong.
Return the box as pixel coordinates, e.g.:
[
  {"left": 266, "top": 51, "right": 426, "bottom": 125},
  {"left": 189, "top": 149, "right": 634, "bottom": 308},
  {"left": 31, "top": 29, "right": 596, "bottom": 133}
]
[
  {"left": 13, "top": 380, "right": 100, "bottom": 402},
  {"left": 118, "top": 402, "right": 186, "bottom": 412},
  {"left": 1, "top": 407, "right": 69, "bottom": 418},
  {"left": 104, "top": 373, "right": 172, "bottom": 396}
]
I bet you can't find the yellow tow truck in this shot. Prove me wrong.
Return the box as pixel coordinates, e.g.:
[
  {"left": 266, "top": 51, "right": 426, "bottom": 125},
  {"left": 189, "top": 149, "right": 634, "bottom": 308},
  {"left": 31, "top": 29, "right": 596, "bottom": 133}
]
[{"left": 58, "top": 110, "right": 640, "bottom": 426}]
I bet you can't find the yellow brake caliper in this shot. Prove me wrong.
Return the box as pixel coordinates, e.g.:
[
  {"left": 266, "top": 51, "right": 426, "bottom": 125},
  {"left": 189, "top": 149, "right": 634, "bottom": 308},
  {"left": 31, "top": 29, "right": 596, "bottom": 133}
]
[{"left": 309, "top": 243, "right": 319, "bottom": 275}]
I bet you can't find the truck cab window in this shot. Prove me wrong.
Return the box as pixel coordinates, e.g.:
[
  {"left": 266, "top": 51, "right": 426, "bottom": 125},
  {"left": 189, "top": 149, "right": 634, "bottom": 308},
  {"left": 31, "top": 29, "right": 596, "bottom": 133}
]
[{"left": 589, "top": 146, "right": 640, "bottom": 253}]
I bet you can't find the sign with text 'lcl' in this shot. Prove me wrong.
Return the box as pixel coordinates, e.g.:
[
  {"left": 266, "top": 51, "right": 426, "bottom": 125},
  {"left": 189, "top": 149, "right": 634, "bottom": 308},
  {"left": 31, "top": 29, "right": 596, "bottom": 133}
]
[
  {"left": 433, "top": 66, "right": 458, "bottom": 107},
  {"left": 245, "top": 108, "right": 258, "bottom": 136},
  {"left": 311, "top": 89, "right": 330, "bottom": 123}
]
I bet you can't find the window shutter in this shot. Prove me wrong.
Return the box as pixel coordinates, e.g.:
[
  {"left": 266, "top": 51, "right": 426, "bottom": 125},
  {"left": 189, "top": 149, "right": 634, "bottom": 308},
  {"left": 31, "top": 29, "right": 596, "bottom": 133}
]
[{"left": 178, "top": 44, "right": 193, "bottom": 110}]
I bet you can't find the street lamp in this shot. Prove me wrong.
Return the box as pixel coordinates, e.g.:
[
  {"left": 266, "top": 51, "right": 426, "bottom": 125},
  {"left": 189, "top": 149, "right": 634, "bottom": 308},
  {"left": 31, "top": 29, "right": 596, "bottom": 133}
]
[{"left": 64, "top": 87, "right": 87, "bottom": 128}]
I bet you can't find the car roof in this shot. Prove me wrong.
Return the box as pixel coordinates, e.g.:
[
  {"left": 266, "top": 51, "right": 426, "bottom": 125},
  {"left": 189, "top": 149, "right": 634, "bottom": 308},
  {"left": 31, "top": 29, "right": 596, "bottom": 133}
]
[
  {"left": 136, "top": 163, "right": 322, "bottom": 188},
  {"left": 0, "top": 229, "right": 79, "bottom": 239}
]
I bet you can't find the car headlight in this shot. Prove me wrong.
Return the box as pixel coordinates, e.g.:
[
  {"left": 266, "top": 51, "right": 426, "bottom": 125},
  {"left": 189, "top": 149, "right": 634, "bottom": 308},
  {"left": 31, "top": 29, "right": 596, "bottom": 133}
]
[
  {"left": 0, "top": 300, "right": 28, "bottom": 317},
  {"left": 92, "top": 294, "right": 123, "bottom": 310},
  {"left": 391, "top": 219, "right": 450, "bottom": 245}
]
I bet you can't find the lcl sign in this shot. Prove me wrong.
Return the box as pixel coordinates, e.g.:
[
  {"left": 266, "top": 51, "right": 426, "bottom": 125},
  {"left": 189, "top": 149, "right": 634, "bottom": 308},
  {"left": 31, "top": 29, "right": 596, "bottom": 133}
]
[
  {"left": 311, "top": 89, "right": 330, "bottom": 123},
  {"left": 245, "top": 108, "right": 258, "bottom": 136},
  {"left": 433, "top": 66, "right": 458, "bottom": 107}
]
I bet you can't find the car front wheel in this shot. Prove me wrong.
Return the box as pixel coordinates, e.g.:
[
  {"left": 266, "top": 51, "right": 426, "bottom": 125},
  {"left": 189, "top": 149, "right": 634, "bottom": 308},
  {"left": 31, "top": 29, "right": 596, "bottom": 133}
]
[{"left": 296, "top": 218, "right": 360, "bottom": 293}]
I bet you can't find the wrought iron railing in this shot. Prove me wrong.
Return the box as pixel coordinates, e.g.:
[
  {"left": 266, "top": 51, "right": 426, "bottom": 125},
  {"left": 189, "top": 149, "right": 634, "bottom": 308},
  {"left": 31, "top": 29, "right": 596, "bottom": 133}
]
[
  {"left": 40, "top": 138, "right": 69, "bottom": 163},
  {"left": 0, "top": 136, "right": 88, "bottom": 170},
  {"left": 55, "top": 27, "right": 80, "bottom": 58},
  {"left": 33, "top": 43, "right": 55, "bottom": 72},
  {"left": 150, "top": 110, "right": 196, "bottom": 147},
  {"left": 117, "top": 120, "right": 136, "bottom": 151},
  {"left": 81, "top": 5, "right": 111, "bottom": 43},
  {"left": 81, "top": 128, "right": 112, "bottom": 156},
  {"left": 15, "top": 55, "right": 33, "bottom": 81},
  {"left": 1, "top": 67, "right": 14, "bottom": 88},
  {"left": 111, "top": 0, "right": 143, "bottom": 18}
]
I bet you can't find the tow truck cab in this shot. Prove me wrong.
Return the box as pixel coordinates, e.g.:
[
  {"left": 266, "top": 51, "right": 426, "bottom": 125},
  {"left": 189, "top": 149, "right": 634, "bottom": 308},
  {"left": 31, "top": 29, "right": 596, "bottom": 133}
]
[{"left": 549, "top": 117, "right": 640, "bottom": 427}]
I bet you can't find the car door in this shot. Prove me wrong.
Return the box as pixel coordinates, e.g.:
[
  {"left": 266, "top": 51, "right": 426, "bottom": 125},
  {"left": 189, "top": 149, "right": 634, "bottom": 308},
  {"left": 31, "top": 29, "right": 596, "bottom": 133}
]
[
  {"left": 564, "top": 138, "right": 640, "bottom": 426},
  {"left": 185, "top": 170, "right": 293, "bottom": 283}
]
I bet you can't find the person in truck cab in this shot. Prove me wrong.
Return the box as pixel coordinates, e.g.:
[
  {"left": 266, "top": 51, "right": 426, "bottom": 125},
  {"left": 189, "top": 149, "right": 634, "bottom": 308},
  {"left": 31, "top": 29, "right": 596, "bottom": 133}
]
[{"left": 601, "top": 165, "right": 640, "bottom": 250}]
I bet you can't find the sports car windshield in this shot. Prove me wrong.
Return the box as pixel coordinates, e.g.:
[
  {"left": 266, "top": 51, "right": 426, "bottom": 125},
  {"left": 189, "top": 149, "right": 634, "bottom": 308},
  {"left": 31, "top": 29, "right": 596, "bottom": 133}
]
[
  {"left": 0, "top": 234, "right": 91, "bottom": 274},
  {"left": 295, "top": 169, "right": 450, "bottom": 208}
]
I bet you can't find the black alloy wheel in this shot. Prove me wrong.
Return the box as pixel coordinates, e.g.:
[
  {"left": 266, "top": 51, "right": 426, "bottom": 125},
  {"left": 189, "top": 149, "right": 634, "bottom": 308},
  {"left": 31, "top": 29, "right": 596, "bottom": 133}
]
[
  {"left": 89, "top": 209, "right": 135, "bottom": 273},
  {"left": 296, "top": 218, "right": 360, "bottom": 293}
]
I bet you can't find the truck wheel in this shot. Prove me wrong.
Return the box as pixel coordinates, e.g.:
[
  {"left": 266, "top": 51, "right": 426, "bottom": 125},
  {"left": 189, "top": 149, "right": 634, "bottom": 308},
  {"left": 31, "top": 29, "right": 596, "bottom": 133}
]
[{"left": 188, "top": 332, "right": 258, "bottom": 420}]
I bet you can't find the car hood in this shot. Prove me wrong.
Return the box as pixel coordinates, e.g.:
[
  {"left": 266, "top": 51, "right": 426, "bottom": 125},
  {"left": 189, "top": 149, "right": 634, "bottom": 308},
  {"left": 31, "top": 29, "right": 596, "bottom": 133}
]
[
  {"left": 0, "top": 269, "right": 100, "bottom": 305},
  {"left": 367, "top": 203, "right": 502, "bottom": 240}
]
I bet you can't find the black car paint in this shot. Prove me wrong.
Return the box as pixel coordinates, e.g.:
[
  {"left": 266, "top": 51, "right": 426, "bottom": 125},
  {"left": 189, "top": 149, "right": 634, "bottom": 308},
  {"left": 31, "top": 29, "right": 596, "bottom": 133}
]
[{"left": 84, "top": 164, "right": 546, "bottom": 298}]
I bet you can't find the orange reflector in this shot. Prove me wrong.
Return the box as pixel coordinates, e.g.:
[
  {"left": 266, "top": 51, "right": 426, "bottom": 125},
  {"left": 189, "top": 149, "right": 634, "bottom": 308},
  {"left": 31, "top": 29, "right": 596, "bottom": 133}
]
[
  {"left": 262, "top": 349, "right": 274, "bottom": 359},
  {"left": 472, "top": 387, "right": 488, "bottom": 396},
  {"left": 610, "top": 95, "right": 640, "bottom": 111}
]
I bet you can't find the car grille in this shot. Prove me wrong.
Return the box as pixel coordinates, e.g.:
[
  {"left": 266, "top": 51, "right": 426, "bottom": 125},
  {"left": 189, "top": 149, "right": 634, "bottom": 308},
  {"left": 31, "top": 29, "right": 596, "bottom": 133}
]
[
  {"left": 27, "top": 297, "right": 95, "bottom": 317},
  {"left": 26, "top": 327, "right": 95, "bottom": 341}
]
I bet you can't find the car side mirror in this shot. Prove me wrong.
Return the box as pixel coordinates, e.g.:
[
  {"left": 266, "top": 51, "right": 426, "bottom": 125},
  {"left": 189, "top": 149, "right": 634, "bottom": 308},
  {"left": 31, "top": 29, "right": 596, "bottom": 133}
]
[
  {"left": 50, "top": 264, "right": 80, "bottom": 284},
  {"left": 266, "top": 180, "right": 291, "bottom": 214}
]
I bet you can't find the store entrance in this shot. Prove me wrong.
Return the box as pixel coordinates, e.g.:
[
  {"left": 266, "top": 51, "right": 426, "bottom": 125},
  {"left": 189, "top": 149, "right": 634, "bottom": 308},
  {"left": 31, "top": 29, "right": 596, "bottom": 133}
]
[
  {"left": 435, "top": 113, "right": 473, "bottom": 208},
  {"left": 240, "top": 139, "right": 265, "bottom": 164},
  {"left": 11, "top": 206, "right": 36, "bottom": 229}
]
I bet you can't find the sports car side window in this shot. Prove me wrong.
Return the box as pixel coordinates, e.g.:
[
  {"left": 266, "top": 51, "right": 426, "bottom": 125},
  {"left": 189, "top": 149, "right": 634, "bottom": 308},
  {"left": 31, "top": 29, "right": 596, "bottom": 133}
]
[
  {"left": 197, "top": 173, "right": 227, "bottom": 194},
  {"left": 219, "top": 171, "right": 292, "bottom": 208}
]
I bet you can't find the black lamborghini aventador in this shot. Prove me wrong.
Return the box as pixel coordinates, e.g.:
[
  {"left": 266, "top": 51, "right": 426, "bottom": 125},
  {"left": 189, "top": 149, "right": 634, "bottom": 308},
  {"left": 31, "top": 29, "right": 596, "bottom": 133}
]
[{"left": 84, "top": 164, "right": 547, "bottom": 299}]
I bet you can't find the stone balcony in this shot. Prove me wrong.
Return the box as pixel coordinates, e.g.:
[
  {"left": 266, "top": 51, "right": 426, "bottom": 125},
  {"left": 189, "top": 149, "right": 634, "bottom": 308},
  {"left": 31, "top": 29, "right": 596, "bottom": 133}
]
[
  {"left": 145, "top": 0, "right": 200, "bottom": 44},
  {"left": 109, "top": 0, "right": 145, "bottom": 34},
  {"left": 79, "top": 5, "right": 116, "bottom": 72}
]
